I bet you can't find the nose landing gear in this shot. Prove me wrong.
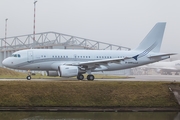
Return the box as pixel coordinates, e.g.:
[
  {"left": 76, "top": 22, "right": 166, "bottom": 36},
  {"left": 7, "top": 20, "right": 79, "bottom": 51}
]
[
  {"left": 26, "top": 70, "right": 31, "bottom": 80},
  {"left": 26, "top": 75, "right": 31, "bottom": 80}
]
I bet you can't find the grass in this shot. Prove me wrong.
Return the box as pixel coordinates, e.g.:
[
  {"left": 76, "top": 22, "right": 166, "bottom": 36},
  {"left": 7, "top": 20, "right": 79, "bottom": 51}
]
[
  {"left": 0, "top": 67, "right": 26, "bottom": 78},
  {"left": 0, "top": 81, "right": 179, "bottom": 107},
  {"left": 0, "top": 67, "right": 179, "bottom": 107}
]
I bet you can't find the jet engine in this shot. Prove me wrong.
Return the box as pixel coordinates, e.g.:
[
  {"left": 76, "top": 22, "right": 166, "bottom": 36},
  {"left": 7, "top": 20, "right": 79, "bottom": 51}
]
[
  {"left": 46, "top": 71, "right": 59, "bottom": 76},
  {"left": 58, "top": 65, "right": 79, "bottom": 77},
  {"left": 47, "top": 65, "right": 84, "bottom": 77}
]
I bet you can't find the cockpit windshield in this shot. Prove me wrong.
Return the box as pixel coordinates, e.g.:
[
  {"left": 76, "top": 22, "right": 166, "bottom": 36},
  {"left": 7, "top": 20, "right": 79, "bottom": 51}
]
[{"left": 12, "top": 54, "right": 21, "bottom": 58}]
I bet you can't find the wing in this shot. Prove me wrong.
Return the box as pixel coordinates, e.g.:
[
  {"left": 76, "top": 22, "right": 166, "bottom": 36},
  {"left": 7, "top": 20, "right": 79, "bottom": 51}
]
[{"left": 75, "top": 57, "right": 133, "bottom": 69}]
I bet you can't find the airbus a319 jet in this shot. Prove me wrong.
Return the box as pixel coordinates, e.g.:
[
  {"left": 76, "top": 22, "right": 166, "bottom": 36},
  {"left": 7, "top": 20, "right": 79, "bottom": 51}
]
[{"left": 2, "top": 22, "right": 175, "bottom": 80}]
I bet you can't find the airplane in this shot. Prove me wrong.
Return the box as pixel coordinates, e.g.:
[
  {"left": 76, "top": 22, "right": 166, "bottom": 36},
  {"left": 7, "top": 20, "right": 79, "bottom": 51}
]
[
  {"left": 145, "top": 60, "right": 180, "bottom": 75},
  {"left": 2, "top": 22, "right": 176, "bottom": 80}
]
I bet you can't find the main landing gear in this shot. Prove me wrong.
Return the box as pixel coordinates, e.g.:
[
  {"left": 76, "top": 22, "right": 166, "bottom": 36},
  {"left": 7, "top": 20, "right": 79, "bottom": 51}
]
[
  {"left": 77, "top": 74, "right": 84, "bottom": 80},
  {"left": 77, "top": 74, "right": 95, "bottom": 81},
  {"left": 87, "top": 74, "right": 94, "bottom": 81}
]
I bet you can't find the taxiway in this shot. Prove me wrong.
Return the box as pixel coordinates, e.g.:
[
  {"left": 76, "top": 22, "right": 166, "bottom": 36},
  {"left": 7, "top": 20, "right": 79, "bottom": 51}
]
[{"left": 0, "top": 75, "right": 180, "bottom": 82}]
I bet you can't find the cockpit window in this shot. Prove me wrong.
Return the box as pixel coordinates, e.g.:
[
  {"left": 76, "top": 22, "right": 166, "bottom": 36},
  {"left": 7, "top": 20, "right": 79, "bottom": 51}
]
[
  {"left": 12, "top": 54, "right": 21, "bottom": 58},
  {"left": 12, "top": 54, "right": 16, "bottom": 57}
]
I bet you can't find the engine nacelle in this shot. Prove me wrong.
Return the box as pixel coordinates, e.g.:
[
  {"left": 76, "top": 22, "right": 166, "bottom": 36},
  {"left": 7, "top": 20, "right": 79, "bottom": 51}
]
[
  {"left": 58, "top": 65, "right": 79, "bottom": 77},
  {"left": 46, "top": 71, "right": 58, "bottom": 76}
]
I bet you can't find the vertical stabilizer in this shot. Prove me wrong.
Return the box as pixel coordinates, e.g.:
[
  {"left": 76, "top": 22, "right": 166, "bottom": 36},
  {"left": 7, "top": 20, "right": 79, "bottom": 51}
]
[{"left": 135, "top": 22, "right": 166, "bottom": 53}]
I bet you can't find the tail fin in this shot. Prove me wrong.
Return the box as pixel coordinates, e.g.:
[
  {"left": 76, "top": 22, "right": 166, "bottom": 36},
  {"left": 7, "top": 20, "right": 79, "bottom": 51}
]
[{"left": 135, "top": 22, "right": 166, "bottom": 53}]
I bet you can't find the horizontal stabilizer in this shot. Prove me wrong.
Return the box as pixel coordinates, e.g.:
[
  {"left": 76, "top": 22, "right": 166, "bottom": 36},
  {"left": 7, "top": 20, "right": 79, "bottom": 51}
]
[{"left": 148, "top": 53, "right": 177, "bottom": 58}]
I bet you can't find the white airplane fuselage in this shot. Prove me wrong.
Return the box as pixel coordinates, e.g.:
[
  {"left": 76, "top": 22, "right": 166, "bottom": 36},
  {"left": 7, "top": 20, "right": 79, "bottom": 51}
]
[{"left": 3, "top": 49, "right": 169, "bottom": 72}]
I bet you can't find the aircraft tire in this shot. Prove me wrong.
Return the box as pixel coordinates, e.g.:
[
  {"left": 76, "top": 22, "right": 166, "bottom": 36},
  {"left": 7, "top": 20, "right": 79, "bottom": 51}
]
[
  {"left": 77, "top": 74, "right": 84, "bottom": 80},
  {"left": 175, "top": 72, "right": 179, "bottom": 75},
  {"left": 26, "top": 75, "right": 31, "bottom": 80},
  {"left": 167, "top": 72, "right": 172, "bottom": 75},
  {"left": 87, "top": 75, "right": 94, "bottom": 81}
]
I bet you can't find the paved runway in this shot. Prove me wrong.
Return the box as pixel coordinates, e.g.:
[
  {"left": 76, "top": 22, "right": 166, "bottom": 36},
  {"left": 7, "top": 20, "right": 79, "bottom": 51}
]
[
  {"left": 104, "top": 75, "right": 180, "bottom": 82},
  {"left": 0, "top": 75, "right": 180, "bottom": 82}
]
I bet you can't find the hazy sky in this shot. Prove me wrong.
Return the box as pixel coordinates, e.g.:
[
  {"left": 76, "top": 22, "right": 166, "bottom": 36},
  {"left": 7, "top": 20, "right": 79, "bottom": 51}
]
[{"left": 0, "top": 0, "right": 180, "bottom": 53}]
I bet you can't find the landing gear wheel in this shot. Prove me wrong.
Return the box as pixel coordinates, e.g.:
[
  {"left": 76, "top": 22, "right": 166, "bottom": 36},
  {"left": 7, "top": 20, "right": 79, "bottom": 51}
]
[
  {"left": 87, "top": 75, "right": 95, "bottom": 81},
  {"left": 26, "top": 75, "right": 31, "bottom": 80},
  {"left": 175, "top": 72, "right": 179, "bottom": 75},
  {"left": 77, "top": 74, "right": 84, "bottom": 80},
  {"left": 167, "top": 72, "right": 172, "bottom": 75}
]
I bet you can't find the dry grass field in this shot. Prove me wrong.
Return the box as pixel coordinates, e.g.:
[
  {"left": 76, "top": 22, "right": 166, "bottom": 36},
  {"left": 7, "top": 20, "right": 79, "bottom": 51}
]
[
  {"left": 0, "top": 81, "right": 179, "bottom": 107},
  {"left": 0, "top": 67, "right": 179, "bottom": 107}
]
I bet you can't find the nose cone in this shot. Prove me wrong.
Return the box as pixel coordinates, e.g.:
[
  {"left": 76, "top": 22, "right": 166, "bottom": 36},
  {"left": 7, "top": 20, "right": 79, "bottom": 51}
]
[
  {"left": 2, "top": 58, "right": 13, "bottom": 68},
  {"left": 2, "top": 59, "right": 7, "bottom": 66}
]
